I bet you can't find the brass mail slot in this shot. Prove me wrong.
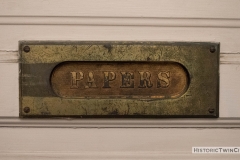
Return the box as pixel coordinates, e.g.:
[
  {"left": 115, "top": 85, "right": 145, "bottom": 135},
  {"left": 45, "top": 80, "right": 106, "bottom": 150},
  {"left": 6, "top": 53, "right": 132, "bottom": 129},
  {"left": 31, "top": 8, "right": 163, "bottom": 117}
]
[
  {"left": 51, "top": 62, "right": 189, "bottom": 99},
  {"left": 19, "top": 41, "right": 219, "bottom": 118}
]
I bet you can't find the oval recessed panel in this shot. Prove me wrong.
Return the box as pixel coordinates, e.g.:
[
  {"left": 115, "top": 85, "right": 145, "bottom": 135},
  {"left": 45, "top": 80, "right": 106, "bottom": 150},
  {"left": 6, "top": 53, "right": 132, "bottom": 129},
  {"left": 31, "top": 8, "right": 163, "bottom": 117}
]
[{"left": 51, "top": 61, "right": 189, "bottom": 99}]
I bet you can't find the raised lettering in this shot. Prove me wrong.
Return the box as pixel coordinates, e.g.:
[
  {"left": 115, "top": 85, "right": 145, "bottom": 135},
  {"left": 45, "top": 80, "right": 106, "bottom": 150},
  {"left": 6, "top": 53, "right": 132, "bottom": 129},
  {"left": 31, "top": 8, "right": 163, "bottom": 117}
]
[
  {"left": 138, "top": 71, "right": 153, "bottom": 88},
  {"left": 157, "top": 71, "right": 170, "bottom": 88},
  {"left": 70, "top": 71, "right": 83, "bottom": 89},
  {"left": 103, "top": 71, "right": 116, "bottom": 88},
  {"left": 85, "top": 72, "right": 97, "bottom": 88},
  {"left": 120, "top": 72, "right": 134, "bottom": 88}
]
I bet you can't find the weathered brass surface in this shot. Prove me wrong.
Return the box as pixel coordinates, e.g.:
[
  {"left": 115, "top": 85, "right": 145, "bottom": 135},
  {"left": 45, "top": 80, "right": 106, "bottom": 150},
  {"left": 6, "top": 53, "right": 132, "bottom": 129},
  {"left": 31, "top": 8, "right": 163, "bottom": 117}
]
[{"left": 19, "top": 41, "right": 219, "bottom": 118}]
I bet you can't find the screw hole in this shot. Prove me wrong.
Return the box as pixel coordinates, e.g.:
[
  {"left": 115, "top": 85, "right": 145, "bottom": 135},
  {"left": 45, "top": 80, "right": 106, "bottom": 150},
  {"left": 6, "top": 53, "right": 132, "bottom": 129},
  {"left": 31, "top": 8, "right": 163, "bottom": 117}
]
[
  {"left": 208, "top": 108, "right": 215, "bottom": 114},
  {"left": 210, "top": 46, "right": 216, "bottom": 53},
  {"left": 23, "top": 46, "right": 30, "bottom": 53},
  {"left": 24, "top": 107, "right": 30, "bottom": 113}
]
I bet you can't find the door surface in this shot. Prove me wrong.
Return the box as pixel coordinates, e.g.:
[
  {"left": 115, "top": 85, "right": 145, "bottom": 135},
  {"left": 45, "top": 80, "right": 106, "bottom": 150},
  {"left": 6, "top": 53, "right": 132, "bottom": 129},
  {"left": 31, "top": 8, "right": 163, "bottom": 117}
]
[{"left": 0, "top": 0, "right": 240, "bottom": 159}]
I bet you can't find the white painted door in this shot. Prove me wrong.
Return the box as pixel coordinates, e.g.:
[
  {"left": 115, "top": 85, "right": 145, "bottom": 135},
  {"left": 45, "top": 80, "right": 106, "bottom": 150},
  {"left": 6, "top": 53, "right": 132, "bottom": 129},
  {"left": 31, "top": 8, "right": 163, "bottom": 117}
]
[{"left": 0, "top": 0, "right": 240, "bottom": 159}]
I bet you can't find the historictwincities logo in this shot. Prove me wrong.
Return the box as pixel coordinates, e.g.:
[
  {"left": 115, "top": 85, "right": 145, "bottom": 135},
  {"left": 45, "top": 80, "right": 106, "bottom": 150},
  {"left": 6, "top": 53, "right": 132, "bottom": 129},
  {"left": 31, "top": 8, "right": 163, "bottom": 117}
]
[{"left": 192, "top": 147, "right": 240, "bottom": 154}]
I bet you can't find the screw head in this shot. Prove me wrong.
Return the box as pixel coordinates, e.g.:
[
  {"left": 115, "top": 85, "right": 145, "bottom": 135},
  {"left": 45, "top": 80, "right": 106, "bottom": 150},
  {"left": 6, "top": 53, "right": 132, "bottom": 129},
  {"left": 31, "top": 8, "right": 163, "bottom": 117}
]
[
  {"left": 23, "top": 46, "right": 30, "bottom": 53},
  {"left": 208, "top": 108, "right": 215, "bottom": 114},
  {"left": 24, "top": 107, "right": 30, "bottom": 113},
  {"left": 210, "top": 46, "right": 216, "bottom": 53}
]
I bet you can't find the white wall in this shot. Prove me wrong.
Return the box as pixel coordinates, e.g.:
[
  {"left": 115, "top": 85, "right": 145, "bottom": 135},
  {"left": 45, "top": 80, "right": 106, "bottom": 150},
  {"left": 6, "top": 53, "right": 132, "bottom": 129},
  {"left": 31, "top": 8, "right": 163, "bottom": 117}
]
[{"left": 0, "top": 0, "right": 240, "bottom": 159}]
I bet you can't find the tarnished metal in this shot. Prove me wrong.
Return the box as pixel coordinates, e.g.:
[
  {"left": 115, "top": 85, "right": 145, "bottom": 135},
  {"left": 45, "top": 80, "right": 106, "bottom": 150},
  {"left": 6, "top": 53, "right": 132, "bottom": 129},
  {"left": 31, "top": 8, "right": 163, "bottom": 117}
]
[
  {"left": 51, "top": 62, "right": 189, "bottom": 99},
  {"left": 19, "top": 41, "right": 219, "bottom": 118}
]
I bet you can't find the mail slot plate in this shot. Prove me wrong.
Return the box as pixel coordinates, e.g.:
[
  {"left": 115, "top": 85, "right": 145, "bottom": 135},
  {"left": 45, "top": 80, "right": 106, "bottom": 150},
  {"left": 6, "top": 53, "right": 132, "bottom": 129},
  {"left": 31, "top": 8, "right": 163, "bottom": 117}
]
[{"left": 19, "top": 41, "right": 219, "bottom": 118}]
